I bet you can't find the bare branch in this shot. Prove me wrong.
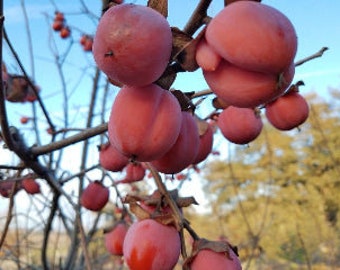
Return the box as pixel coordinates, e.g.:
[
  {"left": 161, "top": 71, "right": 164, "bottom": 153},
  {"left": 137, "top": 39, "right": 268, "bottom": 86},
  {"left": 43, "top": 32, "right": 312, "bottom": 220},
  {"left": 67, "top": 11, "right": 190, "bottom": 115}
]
[
  {"left": 31, "top": 123, "right": 108, "bottom": 156},
  {"left": 295, "top": 47, "right": 329, "bottom": 67}
]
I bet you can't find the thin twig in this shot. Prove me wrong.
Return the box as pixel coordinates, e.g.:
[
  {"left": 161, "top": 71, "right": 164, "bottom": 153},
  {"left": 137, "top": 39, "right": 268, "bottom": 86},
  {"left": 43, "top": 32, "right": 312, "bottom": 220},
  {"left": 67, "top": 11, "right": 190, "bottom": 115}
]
[
  {"left": 145, "top": 163, "right": 189, "bottom": 261},
  {"left": 295, "top": 47, "right": 328, "bottom": 67},
  {"left": 30, "top": 123, "right": 108, "bottom": 156},
  {"left": 0, "top": 182, "right": 17, "bottom": 251},
  {"left": 3, "top": 28, "right": 55, "bottom": 130}
]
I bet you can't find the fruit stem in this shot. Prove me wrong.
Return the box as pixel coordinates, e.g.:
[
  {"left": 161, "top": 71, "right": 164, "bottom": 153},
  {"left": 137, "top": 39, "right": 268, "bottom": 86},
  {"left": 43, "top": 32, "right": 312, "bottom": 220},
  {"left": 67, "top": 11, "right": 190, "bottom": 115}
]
[
  {"left": 145, "top": 162, "right": 191, "bottom": 261},
  {"left": 145, "top": 162, "right": 183, "bottom": 229}
]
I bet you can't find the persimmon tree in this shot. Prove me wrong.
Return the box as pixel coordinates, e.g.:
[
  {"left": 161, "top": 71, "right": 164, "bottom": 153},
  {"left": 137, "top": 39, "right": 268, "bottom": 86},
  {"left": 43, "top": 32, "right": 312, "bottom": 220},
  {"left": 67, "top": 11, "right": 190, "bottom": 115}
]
[{"left": 0, "top": 0, "right": 328, "bottom": 269}]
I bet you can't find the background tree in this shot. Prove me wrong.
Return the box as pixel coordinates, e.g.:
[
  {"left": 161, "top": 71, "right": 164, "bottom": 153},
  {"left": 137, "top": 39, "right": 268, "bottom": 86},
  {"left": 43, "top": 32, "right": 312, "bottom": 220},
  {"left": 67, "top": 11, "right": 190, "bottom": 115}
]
[{"left": 203, "top": 92, "right": 340, "bottom": 269}]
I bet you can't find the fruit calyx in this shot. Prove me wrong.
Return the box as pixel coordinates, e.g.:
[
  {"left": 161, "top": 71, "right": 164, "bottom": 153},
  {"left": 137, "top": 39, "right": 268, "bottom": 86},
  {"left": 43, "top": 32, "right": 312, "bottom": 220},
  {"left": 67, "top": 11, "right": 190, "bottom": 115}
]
[
  {"left": 123, "top": 189, "right": 198, "bottom": 226},
  {"left": 183, "top": 238, "right": 238, "bottom": 267}
]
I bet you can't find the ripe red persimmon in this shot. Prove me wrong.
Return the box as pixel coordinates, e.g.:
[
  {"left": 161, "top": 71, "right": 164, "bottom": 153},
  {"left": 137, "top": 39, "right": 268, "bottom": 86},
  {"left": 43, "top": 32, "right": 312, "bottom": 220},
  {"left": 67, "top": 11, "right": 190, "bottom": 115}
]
[
  {"left": 123, "top": 219, "right": 181, "bottom": 270},
  {"left": 80, "top": 181, "right": 109, "bottom": 211},
  {"left": 93, "top": 4, "right": 172, "bottom": 86},
  {"left": 22, "top": 178, "right": 41, "bottom": 195},
  {"left": 195, "top": 37, "right": 221, "bottom": 72},
  {"left": 192, "top": 123, "right": 214, "bottom": 165},
  {"left": 116, "top": 162, "right": 145, "bottom": 184},
  {"left": 99, "top": 142, "right": 129, "bottom": 172},
  {"left": 218, "top": 106, "right": 263, "bottom": 145},
  {"left": 204, "top": 60, "right": 294, "bottom": 108},
  {"left": 189, "top": 248, "right": 242, "bottom": 270},
  {"left": 20, "top": 116, "right": 30, "bottom": 124},
  {"left": 151, "top": 111, "right": 200, "bottom": 174},
  {"left": 54, "top": 11, "right": 65, "bottom": 22},
  {"left": 52, "top": 20, "right": 64, "bottom": 31},
  {"left": 108, "top": 84, "right": 182, "bottom": 162},
  {"left": 60, "top": 27, "right": 71, "bottom": 39},
  {"left": 104, "top": 221, "right": 129, "bottom": 256},
  {"left": 206, "top": 1, "right": 297, "bottom": 75},
  {"left": 265, "top": 91, "right": 309, "bottom": 130},
  {"left": 0, "top": 181, "right": 20, "bottom": 198},
  {"left": 83, "top": 38, "right": 93, "bottom": 52}
]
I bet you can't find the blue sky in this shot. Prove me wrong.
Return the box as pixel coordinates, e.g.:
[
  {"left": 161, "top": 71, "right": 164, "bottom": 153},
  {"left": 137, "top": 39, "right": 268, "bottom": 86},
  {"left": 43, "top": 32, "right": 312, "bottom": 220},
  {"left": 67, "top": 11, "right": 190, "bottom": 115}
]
[{"left": 3, "top": 0, "right": 340, "bottom": 104}]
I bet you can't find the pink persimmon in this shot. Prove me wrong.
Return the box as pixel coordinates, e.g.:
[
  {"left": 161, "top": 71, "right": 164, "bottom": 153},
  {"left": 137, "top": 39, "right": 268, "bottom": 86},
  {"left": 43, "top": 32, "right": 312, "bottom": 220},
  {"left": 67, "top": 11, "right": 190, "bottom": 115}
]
[
  {"left": 99, "top": 142, "right": 129, "bottom": 172},
  {"left": 218, "top": 106, "right": 263, "bottom": 145},
  {"left": 190, "top": 248, "right": 242, "bottom": 270},
  {"left": 265, "top": 91, "right": 309, "bottom": 130},
  {"left": 123, "top": 219, "right": 181, "bottom": 270},
  {"left": 80, "top": 181, "right": 109, "bottom": 211},
  {"left": 93, "top": 4, "right": 172, "bottom": 86},
  {"left": 204, "top": 60, "right": 294, "bottom": 108},
  {"left": 104, "top": 221, "right": 129, "bottom": 256},
  {"left": 108, "top": 84, "right": 182, "bottom": 162},
  {"left": 151, "top": 112, "right": 200, "bottom": 174},
  {"left": 206, "top": 1, "right": 297, "bottom": 75},
  {"left": 192, "top": 123, "right": 214, "bottom": 165}
]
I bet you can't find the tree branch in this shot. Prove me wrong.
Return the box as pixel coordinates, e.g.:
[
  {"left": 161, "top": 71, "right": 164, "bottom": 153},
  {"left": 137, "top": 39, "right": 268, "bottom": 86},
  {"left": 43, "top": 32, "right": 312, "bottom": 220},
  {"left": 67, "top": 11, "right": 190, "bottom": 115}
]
[{"left": 30, "top": 123, "right": 108, "bottom": 156}]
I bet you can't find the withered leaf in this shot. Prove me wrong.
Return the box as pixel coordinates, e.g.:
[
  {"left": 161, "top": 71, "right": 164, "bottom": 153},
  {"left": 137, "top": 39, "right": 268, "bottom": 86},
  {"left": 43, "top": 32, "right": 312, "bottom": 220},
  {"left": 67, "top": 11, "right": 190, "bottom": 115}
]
[{"left": 171, "top": 27, "right": 205, "bottom": 71}]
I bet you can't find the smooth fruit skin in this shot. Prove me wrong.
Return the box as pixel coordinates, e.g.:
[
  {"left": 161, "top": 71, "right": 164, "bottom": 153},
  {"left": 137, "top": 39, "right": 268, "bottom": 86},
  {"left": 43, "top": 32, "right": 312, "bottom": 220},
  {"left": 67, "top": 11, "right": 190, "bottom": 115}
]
[
  {"left": 99, "top": 142, "right": 129, "bottom": 172},
  {"left": 60, "top": 27, "right": 70, "bottom": 39},
  {"left": 124, "top": 162, "right": 145, "bottom": 182},
  {"left": 104, "top": 221, "right": 129, "bottom": 256},
  {"left": 151, "top": 112, "right": 200, "bottom": 174},
  {"left": 206, "top": 1, "right": 297, "bottom": 74},
  {"left": 204, "top": 60, "right": 294, "bottom": 108},
  {"left": 195, "top": 37, "right": 221, "bottom": 71},
  {"left": 193, "top": 123, "right": 214, "bottom": 165},
  {"left": 22, "top": 178, "right": 41, "bottom": 195},
  {"left": 190, "top": 249, "right": 242, "bottom": 270},
  {"left": 108, "top": 84, "right": 182, "bottom": 162},
  {"left": 93, "top": 4, "right": 172, "bottom": 86},
  {"left": 265, "top": 91, "right": 309, "bottom": 130},
  {"left": 0, "top": 181, "right": 20, "bottom": 198},
  {"left": 80, "top": 181, "right": 109, "bottom": 211},
  {"left": 123, "top": 219, "right": 181, "bottom": 270},
  {"left": 218, "top": 106, "right": 263, "bottom": 145}
]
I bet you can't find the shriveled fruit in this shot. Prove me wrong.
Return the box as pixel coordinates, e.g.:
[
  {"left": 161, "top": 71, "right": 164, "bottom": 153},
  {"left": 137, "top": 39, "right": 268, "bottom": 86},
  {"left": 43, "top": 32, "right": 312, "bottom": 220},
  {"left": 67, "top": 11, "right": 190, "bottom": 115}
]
[
  {"left": 204, "top": 60, "right": 294, "bottom": 108},
  {"left": 22, "top": 178, "right": 41, "bottom": 195},
  {"left": 123, "top": 219, "right": 181, "bottom": 270},
  {"left": 108, "top": 84, "right": 182, "bottom": 162},
  {"left": 80, "top": 181, "right": 109, "bottom": 211},
  {"left": 195, "top": 37, "right": 221, "bottom": 71},
  {"left": 218, "top": 106, "right": 263, "bottom": 144},
  {"left": 206, "top": 1, "right": 297, "bottom": 74},
  {"left": 151, "top": 111, "right": 200, "bottom": 174},
  {"left": 93, "top": 4, "right": 172, "bottom": 86},
  {"left": 265, "top": 91, "right": 309, "bottom": 130},
  {"left": 99, "top": 142, "right": 129, "bottom": 172},
  {"left": 190, "top": 249, "right": 242, "bottom": 270},
  {"left": 104, "top": 221, "right": 129, "bottom": 256}
]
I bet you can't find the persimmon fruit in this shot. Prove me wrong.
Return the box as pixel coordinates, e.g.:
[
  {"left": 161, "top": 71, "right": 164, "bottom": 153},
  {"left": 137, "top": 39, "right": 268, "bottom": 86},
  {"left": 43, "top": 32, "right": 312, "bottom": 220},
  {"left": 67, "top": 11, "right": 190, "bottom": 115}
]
[
  {"left": 108, "top": 84, "right": 182, "bottom": 162},
  {"left": 123, "top": 219, "right": 181, "bottom": 270},
  {"left": 93, "top": 4, "right": 172, "bottom": 86}
]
